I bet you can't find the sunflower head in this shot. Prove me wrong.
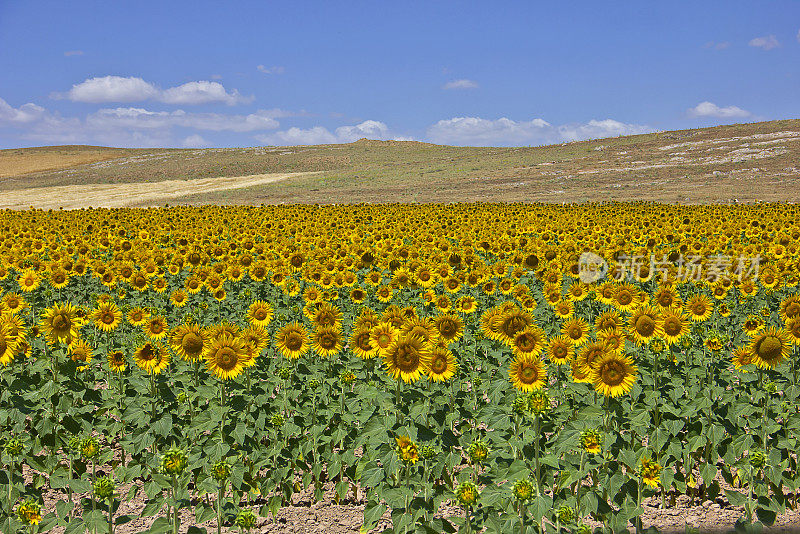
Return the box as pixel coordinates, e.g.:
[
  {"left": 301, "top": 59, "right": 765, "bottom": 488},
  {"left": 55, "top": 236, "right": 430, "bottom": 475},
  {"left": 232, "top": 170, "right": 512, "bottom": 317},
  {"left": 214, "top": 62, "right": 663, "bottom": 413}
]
[
  {"left": 513, "top": 478, "right": 535, "bottom": 502},
  {"left": 589, "top": 352, "right": 638, "bottom": 398},
  {"left": 580, "top": 429, "right": 602, "bottom": 454},
  {"left": 456, "top": 481, "right": 479, "bottom": 507},
  {"left": 509, "top": 354, "right": 547, "bottom": 392},
  {"left": 748, "top": 327, "right": 791, "bottom": 369},
  {"left": 383, "top": 334, "right": 431, "bottom": 383},
  {"left": 160, "top": 446, "right": 188, "bottom": 476},
  {"left": 205, "top": 334, "right": 246, "bottom": 380}
]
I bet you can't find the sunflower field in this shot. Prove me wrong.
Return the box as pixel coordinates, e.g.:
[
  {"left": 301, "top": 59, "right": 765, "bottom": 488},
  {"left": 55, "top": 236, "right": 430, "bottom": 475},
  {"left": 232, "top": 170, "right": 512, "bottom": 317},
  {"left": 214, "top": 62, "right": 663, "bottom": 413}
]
[{"left": 1, "top": 203, "right": 800, "bottom": 534}]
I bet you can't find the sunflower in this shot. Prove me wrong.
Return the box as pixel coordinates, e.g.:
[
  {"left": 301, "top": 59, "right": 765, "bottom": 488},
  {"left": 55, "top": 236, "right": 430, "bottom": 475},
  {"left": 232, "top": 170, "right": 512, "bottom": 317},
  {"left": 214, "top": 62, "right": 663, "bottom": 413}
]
[
  {"left": 628, "top": 306, "right": 664, "bottom": 345},
  {"left": 595, "top": 310, "right": 623, "bottom": 333},
  {"left": 640, "top": 456, "right": 662, "bottom": 488},
  {"left": 370, "top": 322, "right": 399, "bottom": 357},
  {"left": 207, "top": 321, "right": 240, "bottom": 339},
  {"left": 651, "top": 284, "right": 682, "bottom": 311},
  {"left": 509, "top": 354, "right": 547, "bottom": 392},
  {"left": 456, "top": 296, "right": 478, "bottom": 314},
  {"left": 17, "top": 269, "right": 40, "bottom": 292},
  {"left": 240, "top": 325, "right": 269, "bottom": 354},
  {"left": 545, "top": 335, "right": 574, "bottom": 365},
  {"left": 0, "top": 324, "right": 19, "bottom": 366},
  {"left": 427, "top": 346, "right": 457, "bottom": 382},
  {"left": 731, "top": 345, "right": 754, "bottom": 372},
  {"left": 375, "top": 284, "right": 393, "bottom": 303},
  {"left": 780, "top": 295, "right": 800, "bottom": 322},
  {"left": 275, "top": 322, "right": 309, "bottom": 360},
  {"left": 91, "top": 301, "right": 122, "bottom": 332},
  {"left": 2, "top": 293, "right": 27, "bottom": 314},
  {"left": 685, "top": 294, "right": 713, "bottom": 322},
  {"left": 127, "top": 307, "right": 150, "bottom": 327},
  {"left": 613, "top": 283, "right": 642, "bottom": 311},
  {"left": 742, "top": 314, "right": 764, "bottom": 335},
  {"left": 41, "top": 302, "right": 82, "bottom": 345},
  {"left": 786, "top": 317, "right": 800, "bottom": 346},
  {"left": 350, "top": 327, "right": 377, "bottom": 359},
  {"left": 435, "top": 313, "right": 464, "bottom": 343},
  {"left": 354, "top": 309, "right": 380, "bottom": 331},
  {"left": 561, "top": 316, "right": 589, "bottom": 347},
  {"left": 399, "top": 317, "right": 439, "bottom": 347},
  {"left": 597, "top": 329, "right": 626, "bottom": 354},
  {"left": 310, "top": 302, "right": 343, "bottom": 329},
  {"left": 70, "top": 339, "right": 93, "bottom": 368},
  {"left": 204, "top": 334, "right": 246, "bottom": 380},
  {"left": 494, "top": 307, "right": 534, "bottom": 343},
  {"left": 145, "top": 315, "right": 169, "bottom": 340},
  {"left": 511, "top": 326, "right": 546, "bottom": 358},
  {"left": 48, "top": 268, "right": 70, "bottom": 289},
  {"left": 170, "top": 323, "right": 208, "bottom": 362},
  {"left": 589, "top": 352, "right": 638, "bottom": 397},
  {"left": 108, "top": 350, "right": 127, "bottom": 373},
  {"left": 383, "top": 334, "right": 432, "bottom": 383},
  {"left": 553, "top": 300, "right": 574, "bottom": 319},
  {"left": 311, "top": 326, "right": 343, "bottom": 358},
  {"left": 243, "top": 300, "right": 272, "bottom": 327},
  {"left": 748, "top": 327, "right": 791, "bottom": 369},
  {"left": 170, "top": 289, "right": 188, "bottom": 307},
  {"left": 134, "top": 341, "right": 169, "bottom": 375}
]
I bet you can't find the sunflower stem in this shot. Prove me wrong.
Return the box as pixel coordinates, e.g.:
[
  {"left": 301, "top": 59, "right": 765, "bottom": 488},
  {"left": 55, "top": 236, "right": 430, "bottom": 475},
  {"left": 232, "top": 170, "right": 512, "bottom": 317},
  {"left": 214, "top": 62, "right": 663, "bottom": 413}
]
[{"left": 534, "top": 414, "right": 541, "bottom": 496}]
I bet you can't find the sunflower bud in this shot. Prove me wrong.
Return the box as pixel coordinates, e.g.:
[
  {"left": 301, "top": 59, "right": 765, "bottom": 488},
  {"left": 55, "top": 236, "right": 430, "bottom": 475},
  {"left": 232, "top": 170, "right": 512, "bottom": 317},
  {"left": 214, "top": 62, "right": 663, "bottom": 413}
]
[
  {"left": 278, "top": 366, "right": 292, "bottom": 380},
  {"left": 527, "top": 390, "right": 551, "bottom": 415},
  {"left": 80, "top": 436, "right": 100, "bottom": 460},
  {"left": 512, "top": 395, "right": 528, "bottom": 414},
  {"left": 4, "top": 437, "right": 23, "bottom": 457},
  {"left": 339, "top": 370, "right": 356, "bottom": 385},
  {"left": 749, "top": 450, "right": 767, "bottom": 469},
  {"left": 556, "top": 505, "right": 575, "bottom": 523},
  {"left": 93, "top": 475, "right": 116, "bottom": 500},
  {"left": 512, "top": 478, "right": 534, "bottom": 502},
  {"left": 468, "top": 440, "right": 489, "bottom": 464},
  {"left": 210, "top": 460, "right": 231, "bottom": 482},
  {"left": 160, "top": 447, "right": 188, "bottom": 476},
  {"left": 421, "top": 444, "right": 438, "bottom": 460},
  {"left": 580, "top": 429, "right": 602, "bottom": 454},
  {"left": 235, "top": 508, "right": 257, "bottom": 530},
  {"left": 68, "top": 436, "right": 82, "bottom": 455},
  {"left": 456, "top": 480, "right": 479, "bottom": 506},
  {"left": 270, "top": 413, "right": 284, "bottom": 427},
  {"left": 16, "top": 497, "right": 41, "bottom": 526},
  {"left": 308, "top": 378, "right": 320, "bottom": 390}
]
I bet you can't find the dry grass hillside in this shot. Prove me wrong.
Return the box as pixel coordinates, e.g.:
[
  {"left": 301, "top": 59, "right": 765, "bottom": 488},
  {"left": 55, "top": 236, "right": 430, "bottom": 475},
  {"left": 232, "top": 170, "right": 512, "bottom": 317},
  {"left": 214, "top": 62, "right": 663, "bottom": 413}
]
[{"left": 0, "top": 119, "right": 798, "bottom": 208}]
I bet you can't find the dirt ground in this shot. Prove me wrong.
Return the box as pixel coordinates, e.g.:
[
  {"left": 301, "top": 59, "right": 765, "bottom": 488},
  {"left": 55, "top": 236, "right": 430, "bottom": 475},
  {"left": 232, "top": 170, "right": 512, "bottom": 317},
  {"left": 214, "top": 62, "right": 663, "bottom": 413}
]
[
  {"left": 0, "top": 171, "right": 319, "bottom": 210},
  {"left": 23, "top": 459, "right": 800, "bottom": 534}
]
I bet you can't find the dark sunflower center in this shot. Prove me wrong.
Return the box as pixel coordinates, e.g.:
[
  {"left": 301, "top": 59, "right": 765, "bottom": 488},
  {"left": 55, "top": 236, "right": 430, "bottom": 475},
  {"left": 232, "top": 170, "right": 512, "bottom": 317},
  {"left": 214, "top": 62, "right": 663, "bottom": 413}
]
[
  {"left": 439, "top": 320, "right": 457, "bottom": 337},
  {"left": 53, "top": 314, "right": 70, "bottom": 331},
  {"left": 786, "top": 303, "right": 800, "bottom": 317},
  {"left": 356, "top": 333, "right": 372, "bottom": 351},
  {"left": 285, "top": 333, "right": 303, "bottom": 352},
  {"left": 183, "top": 333, "right": 203, "bottom": 354},
  {"left": 101, "top": 311, "right": 115, "bottom": 324},
  {"left": 617, "top": 291, "right": 632, "bottom": 305},
  {"left": 139, "top": 345, "right": 155, "bottom": 361},
  {"left": 664, "top": 317, "right": 681, "bottom": 336},
  {"left": 635, "top": 316, "right": 655, "bottom": 337},
  {"left": 600, "top": 362, "right": 625, "bottom": 385},
  {"left": 520, "top": 364, "right": 538, "bottom": 384},
  {"left": 756, "top": 335, "right": 782, "bottom": 362},
  {"left": 431, "top": 356, "right": 447, "bottom": 374},
  {"left": 319, "top": 333, "right": 337, "bottom": 350},
  {"left": 569, "top": 325, "right": 583, "bottom": 339},
  {"left": 395, "top": 344, "right": 420, "bottom": 372},
  {"left": 217, "top": 348, "right": 237, "bottom": 370},
  {"left": 658, "top": 293, "right": 673, "bottom": 307},
  {"left": 692, "top": 303, "right": 706, "bottom": 315},
  {"left": 516, "top": 333, "right": 536, "bottom": 352}
]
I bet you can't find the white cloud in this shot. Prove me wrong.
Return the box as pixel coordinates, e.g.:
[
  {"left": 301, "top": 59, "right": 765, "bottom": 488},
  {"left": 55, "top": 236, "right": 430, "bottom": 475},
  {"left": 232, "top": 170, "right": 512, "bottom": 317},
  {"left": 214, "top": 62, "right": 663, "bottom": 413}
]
[
  {"left": 257, "top": 65, "right": 285, "bottom": 74},
  {"left": 58, "top": 76, "right": 160, "bottom": 103},
  {"left": 687, "top": 101, "right": 751, "bottom": 118},
  {"left": 86, "top": 107, "right": 281, "bottom": 132},
  {"left": 749, "top": 35, "right": 780, "bottom": 50},
  {"left": 182, "top": 134, "right": 209, "bottom": 148},
  {"left": 0, "top": 96, "right": 286, "bottom": 147},
  {"left": 442, "top": 79, "right": 479, "bottom": 90},
  {"left": 256, "top": 120, "right": 409, "bottom": 146},
  {"left": 64, "top": 50, "right": 84, "bottom": 57},
  {"left": 0, "top": 97, "right": 49, "bottom": 124},
  {"left": 53, "top": 75, "right": 251, "bottom": 105},
  {"left": 426, "top": 116, "right": 651, "bottom": 146},
  {"left": 160, "top": 81, "right": 252, "bottom": 106}
]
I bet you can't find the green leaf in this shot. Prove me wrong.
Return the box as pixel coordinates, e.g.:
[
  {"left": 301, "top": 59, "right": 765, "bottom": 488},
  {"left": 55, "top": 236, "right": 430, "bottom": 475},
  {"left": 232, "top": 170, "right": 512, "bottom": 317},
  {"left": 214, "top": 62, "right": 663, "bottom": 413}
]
[
  {"left": 147, "top": 517, "right": 173, "bottom": 534},
  {"left": 363, "top": 501, "right": 388, "bottom": 531},
  {"left": 725, "top": 489, "right": 748, "bottom": 507}
]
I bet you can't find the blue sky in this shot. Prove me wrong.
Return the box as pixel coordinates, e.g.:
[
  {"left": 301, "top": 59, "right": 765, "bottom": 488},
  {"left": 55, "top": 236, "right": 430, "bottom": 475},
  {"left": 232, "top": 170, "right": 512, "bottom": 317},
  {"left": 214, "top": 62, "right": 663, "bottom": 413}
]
[{"left": 0, "top": 1, "right": 798, "bottom": 148}]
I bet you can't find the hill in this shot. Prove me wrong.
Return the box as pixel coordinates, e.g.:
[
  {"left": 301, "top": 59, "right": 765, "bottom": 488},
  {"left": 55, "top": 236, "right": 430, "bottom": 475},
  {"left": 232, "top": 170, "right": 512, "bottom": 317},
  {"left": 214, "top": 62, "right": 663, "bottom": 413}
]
[{"left": 0, "top": 119, "right": 798, "bottom": 208}]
